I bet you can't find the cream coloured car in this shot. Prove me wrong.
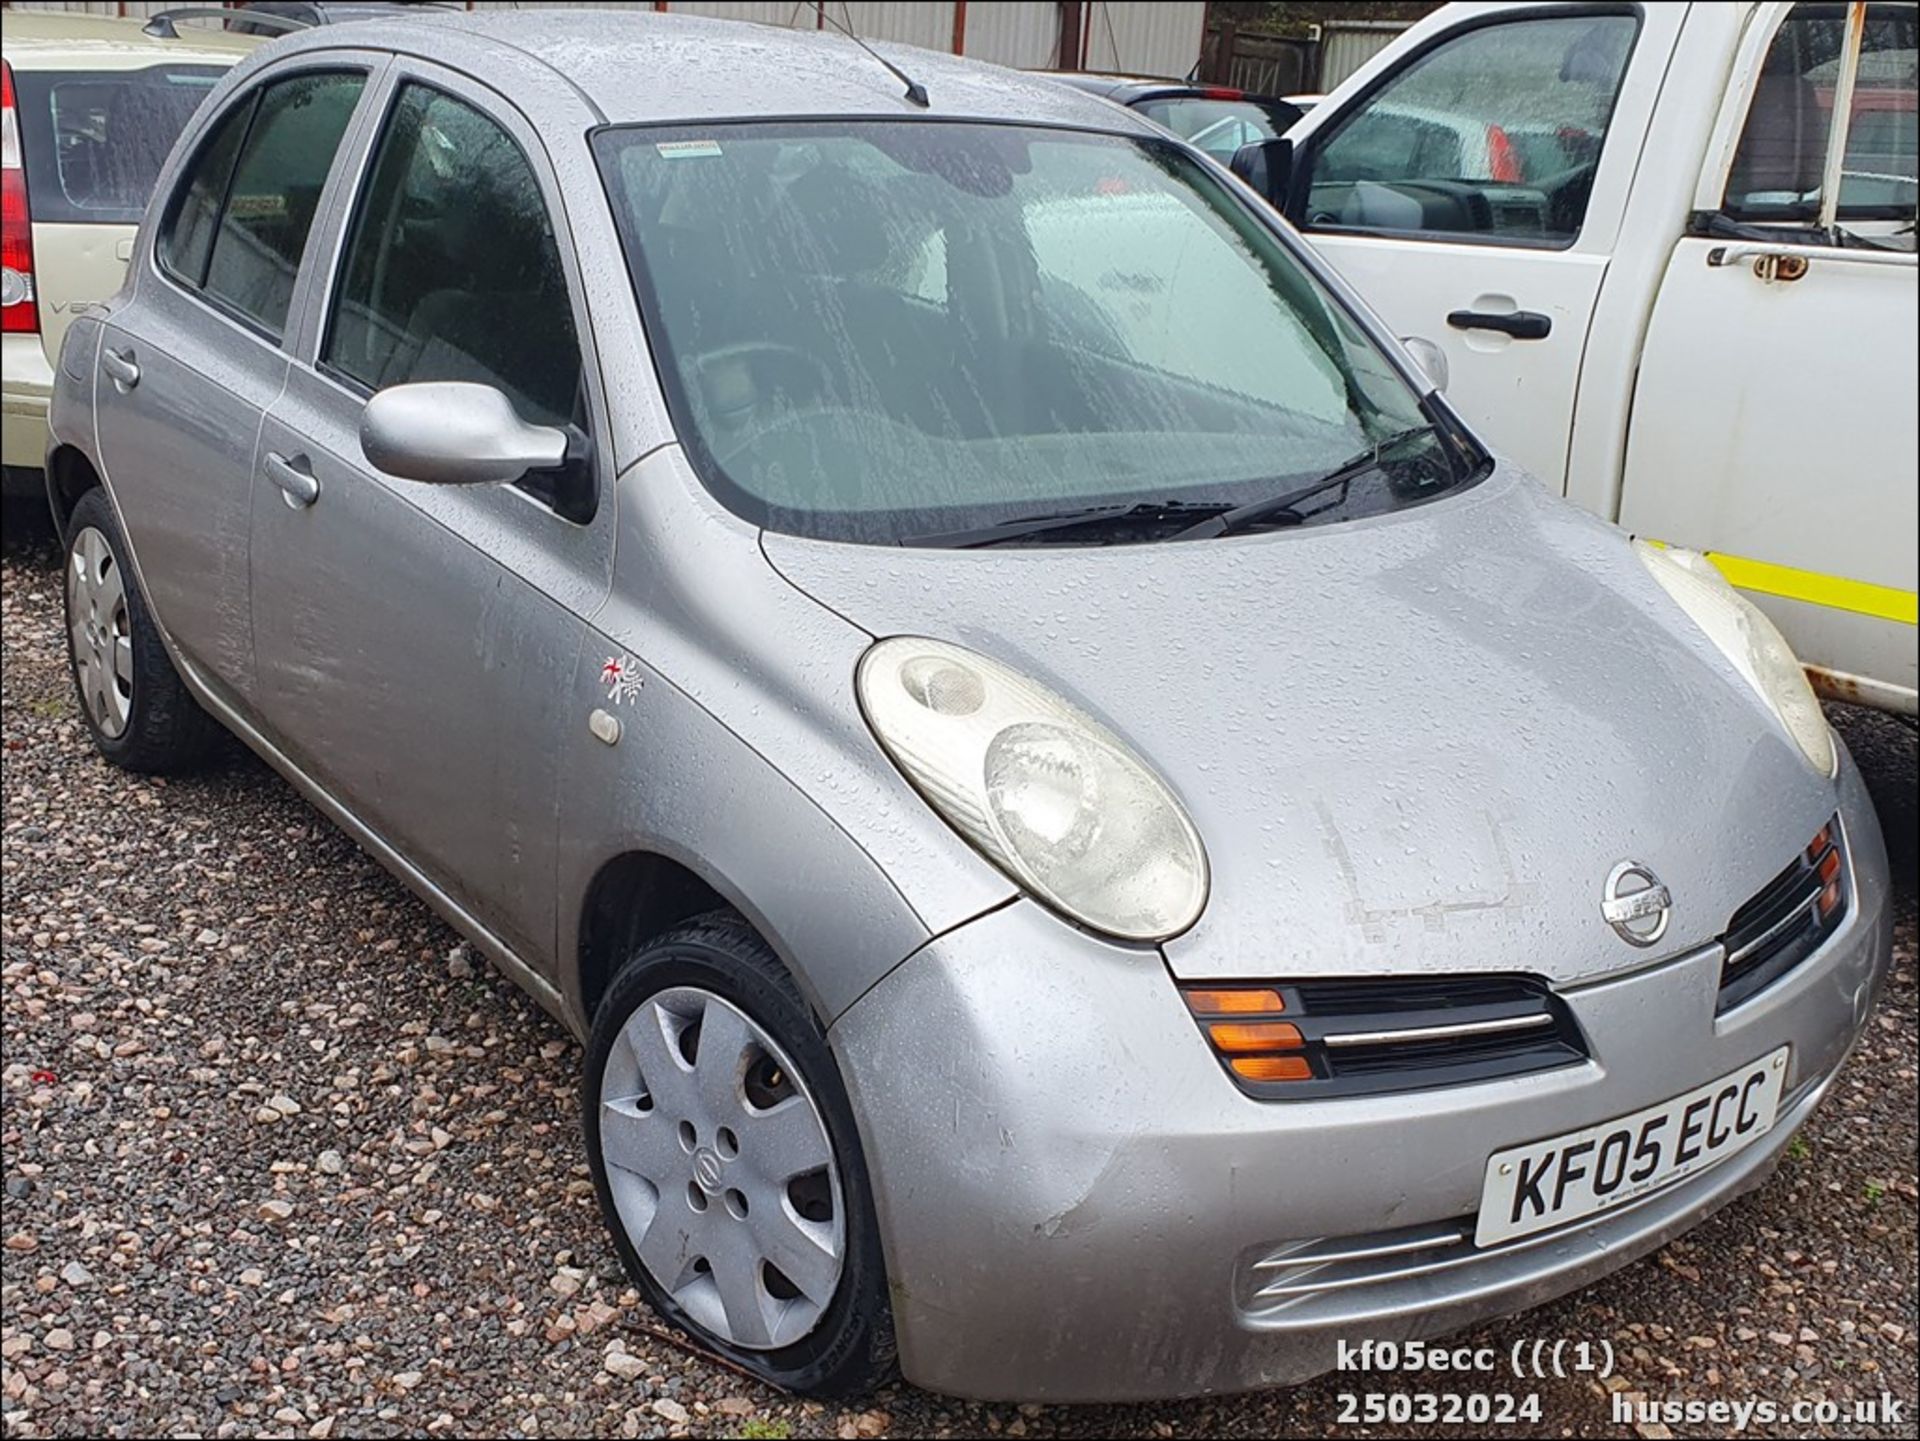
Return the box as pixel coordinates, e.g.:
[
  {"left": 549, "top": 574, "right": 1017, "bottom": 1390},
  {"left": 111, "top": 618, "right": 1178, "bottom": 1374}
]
[{"left": 3, "top": 9, "right": 261, "bottom": 499}]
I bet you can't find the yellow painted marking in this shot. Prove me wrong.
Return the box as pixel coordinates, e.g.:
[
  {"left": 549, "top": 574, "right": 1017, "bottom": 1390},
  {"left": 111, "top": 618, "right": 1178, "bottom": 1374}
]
[{"left": 1646, "top": 541, "right": 1917, "bottom": 625}]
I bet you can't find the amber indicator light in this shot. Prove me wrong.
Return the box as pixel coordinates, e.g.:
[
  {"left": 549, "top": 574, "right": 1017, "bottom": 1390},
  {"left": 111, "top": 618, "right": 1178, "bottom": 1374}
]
[
  {"left": 1183, "top": 987, "right": 1284, "bottom": 1016},
  {"left": 1230, "top": 1055, "right": 1313, "bottom": 1083},
  {"left": 1207, "top": 1021, "right": 1304, "bottom": 1054}
]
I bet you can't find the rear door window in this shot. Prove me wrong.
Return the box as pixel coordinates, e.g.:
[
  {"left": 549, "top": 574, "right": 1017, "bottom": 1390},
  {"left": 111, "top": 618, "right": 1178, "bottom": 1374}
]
[
  {"left": 158, "top": 69, "right": 367, "bottom": 338},
  {"left": 11, "top": 66, "right": 225, "bottom": 225},
  {"left": 1724, "top": 1, "right": 1918, "bottom": 224},
  {"left": 157, "top": 93, "right": 253, "bottom": 291}
]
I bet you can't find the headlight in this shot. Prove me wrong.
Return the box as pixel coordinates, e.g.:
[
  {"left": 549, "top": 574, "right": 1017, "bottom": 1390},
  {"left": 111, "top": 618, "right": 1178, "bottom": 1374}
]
[
  {"left": 1634, "top": 541, "right": 1835, "bottom": 777},
  {"left": 857, "top": 636, "right": 1208, "bottom": 941}
]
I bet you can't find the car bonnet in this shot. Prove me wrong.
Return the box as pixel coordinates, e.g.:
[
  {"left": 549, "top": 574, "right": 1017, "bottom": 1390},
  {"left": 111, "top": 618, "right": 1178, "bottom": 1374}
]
[{"left": 762, "top": 464, "right": 1841, "bottom": 984}]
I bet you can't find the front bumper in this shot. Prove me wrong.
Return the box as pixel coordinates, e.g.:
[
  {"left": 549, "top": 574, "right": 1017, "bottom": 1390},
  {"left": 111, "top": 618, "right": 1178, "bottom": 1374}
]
[{"left": 830, "top": 755, "right": 1892, "bottom": 1402}]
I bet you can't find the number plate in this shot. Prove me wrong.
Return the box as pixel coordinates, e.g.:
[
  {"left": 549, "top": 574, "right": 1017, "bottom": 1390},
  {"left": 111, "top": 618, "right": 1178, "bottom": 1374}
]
[{"left": 1476, "top": 1047, "right": 1789, "bottom": 1247}]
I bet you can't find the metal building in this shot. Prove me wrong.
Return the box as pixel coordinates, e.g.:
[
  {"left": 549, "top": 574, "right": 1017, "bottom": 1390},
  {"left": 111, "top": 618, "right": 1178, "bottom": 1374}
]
[{"left": 1316, "top": 16, "right": 1411, "bottom": 90}]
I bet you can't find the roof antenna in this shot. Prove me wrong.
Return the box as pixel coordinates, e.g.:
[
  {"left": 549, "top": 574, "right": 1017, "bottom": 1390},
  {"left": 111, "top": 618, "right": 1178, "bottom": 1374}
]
[{"left": 817, "top": 2, "right": 930, "bottom": 108}]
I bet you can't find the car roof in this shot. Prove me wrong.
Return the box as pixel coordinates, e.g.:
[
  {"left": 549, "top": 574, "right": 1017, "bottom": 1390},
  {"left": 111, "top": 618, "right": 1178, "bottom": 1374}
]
[
  {"left": 0, "top": 10, "right": 263, "bottom": 71},
  {"left": 271, "top": 7, "right": 1156, "bottom": 133}
]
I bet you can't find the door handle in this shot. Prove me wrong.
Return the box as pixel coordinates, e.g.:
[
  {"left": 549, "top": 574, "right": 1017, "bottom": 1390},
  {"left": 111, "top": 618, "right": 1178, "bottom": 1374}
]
[
  {"left": 101, "top": 347, "right": 140, "bottom": 389},
  {"left": 1708, "top": 242, "right": 1910, "bottom": 274},
  {"left": 1706, "top": 245, "right": 1811, "bottom": 283},
  {"left": 1446, "top": 309, "right": 1552, "bottom": 340},
  {"left": 264, "top": 451, "right": 320, "bottom": 508}
]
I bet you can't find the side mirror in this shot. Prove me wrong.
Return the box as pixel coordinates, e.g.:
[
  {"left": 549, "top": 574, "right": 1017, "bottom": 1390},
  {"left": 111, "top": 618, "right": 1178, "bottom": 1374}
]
[
  {"left": 360, "top": 381, "right": 567, "bottom": 486},
  {"left": 1400, "top": 336, "right": 1449, "bottom": 393},
  {"left": 1230, "top": 137, "right": 1293, "bottom": 209}
]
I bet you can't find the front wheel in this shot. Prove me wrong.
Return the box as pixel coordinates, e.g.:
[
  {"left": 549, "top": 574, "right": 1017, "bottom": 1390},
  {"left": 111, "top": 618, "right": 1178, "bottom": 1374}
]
[{"left": 582, "top": 912, "right": 895, "bottom": 1396}]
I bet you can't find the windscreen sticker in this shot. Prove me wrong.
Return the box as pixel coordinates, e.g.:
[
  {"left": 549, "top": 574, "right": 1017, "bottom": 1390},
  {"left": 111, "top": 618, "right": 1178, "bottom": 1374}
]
[{"left": 656, "top": 139, "right": 723, "bottom": 160}]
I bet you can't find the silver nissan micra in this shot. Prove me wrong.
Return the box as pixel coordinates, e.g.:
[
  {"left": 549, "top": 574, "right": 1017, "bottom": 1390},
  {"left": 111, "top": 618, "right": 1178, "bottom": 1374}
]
[{"left": 43, "top": 8, "right": 1892, "bottom": 1403}]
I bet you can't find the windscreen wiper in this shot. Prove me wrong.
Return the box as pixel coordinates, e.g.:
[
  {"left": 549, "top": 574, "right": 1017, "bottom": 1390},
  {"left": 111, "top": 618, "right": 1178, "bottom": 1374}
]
[
  {"left": 1170, "top": 426, "right": 1438, "bottom": 542},
  {"left": 904, "top": 499, "right": 1235, "bottom": 549}
]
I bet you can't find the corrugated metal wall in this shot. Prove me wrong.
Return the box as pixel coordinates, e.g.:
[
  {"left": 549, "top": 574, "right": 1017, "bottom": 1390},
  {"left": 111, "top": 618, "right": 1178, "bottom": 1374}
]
[
  {"left": 3, "top": 1, "right": 177, "bottom": 14},
  {"left": 1078, "top": 0, "right": 1203, "bottom": 79},
  {"left": 1318, "top": 19, "right": 1410, "bottom": 92},
  {"left": 956, "top": 2, "right": 1060, "bottom": 69},
  {"left": 1, "top": 2, "right": 1206, "bottom": 76},
  {"left": 840, "top": 1, "right": 954, "bottom": 55}
]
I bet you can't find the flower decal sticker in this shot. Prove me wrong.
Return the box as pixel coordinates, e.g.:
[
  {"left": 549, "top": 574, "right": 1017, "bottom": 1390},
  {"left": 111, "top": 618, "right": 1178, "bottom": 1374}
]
[{"left": 601, "top": 654, "right": 644, "bottom": 706}]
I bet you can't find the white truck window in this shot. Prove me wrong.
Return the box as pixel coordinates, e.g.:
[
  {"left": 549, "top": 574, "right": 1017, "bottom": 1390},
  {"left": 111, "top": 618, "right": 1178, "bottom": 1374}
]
[
  {"left": 1725, "top": 2, "right": 1919, "bottom": 230},
  {"left": 1298, "top": 12, "right": 1639, "bottom": 245}
]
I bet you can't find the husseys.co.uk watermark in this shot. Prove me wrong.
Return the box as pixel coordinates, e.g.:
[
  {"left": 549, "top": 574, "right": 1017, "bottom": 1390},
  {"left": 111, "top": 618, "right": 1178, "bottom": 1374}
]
[{"left": 1612, "top": 1392, "right": 1909, "bottom": 1433}]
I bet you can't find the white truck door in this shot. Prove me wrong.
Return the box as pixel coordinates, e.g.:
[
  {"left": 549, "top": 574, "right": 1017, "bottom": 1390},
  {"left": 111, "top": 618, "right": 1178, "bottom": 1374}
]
[
  {"left": 1619, "top": 1, "right": 1918, "bottom": 713},
  {"left": 1281, "top": 3, "right": 1686, "bottom": 489}
]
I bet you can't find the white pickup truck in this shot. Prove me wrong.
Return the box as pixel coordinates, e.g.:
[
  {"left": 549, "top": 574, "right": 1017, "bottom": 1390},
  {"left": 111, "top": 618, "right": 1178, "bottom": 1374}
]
[{"left": 1253, "top": 1, "right": 1917, "bottom": 712}]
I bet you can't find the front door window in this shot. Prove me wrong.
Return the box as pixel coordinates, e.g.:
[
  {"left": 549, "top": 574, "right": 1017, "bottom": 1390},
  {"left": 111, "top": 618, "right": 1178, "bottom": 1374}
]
[{"left": 1299, "top": 13, "right": 1639, "bottom": 245}]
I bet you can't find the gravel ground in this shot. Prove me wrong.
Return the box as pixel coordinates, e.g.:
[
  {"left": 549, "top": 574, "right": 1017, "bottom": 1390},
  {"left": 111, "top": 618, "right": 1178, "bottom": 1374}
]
[{"left": 3, "top": 503, "right": 1914, "bottom": 1439}]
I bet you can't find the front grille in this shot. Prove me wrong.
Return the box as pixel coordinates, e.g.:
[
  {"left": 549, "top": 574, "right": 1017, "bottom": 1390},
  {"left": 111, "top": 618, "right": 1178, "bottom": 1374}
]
[
  {"left": 1718, "top": 816, "right": 1847, "bottom": 1013},
  {"left": 1181, "top": 974, "right": 1587, "bottom": 1099},
  {"left": 1244, "top": 1216, "right": 1479, "bottom": 1316},
  {"left": 1238, "top": 1079, "right": 1819, "bottom": 1323}
]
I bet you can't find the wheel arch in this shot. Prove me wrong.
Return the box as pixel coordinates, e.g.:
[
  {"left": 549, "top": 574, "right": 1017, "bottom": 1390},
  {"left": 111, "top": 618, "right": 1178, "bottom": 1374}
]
[
  {"left": 46, "top": 443, "right": 103, "bottom": 543},
  {"left": 563, "top": 790, "right": 942, "bottom": 1039},
  {"left": 573, "top": 848, "right": 741, "bottom": 1029}
]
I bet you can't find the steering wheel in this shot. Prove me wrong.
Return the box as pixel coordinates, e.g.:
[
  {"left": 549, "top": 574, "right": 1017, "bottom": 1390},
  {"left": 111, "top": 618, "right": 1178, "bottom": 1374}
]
[
  {"left": 688, "top": 342, "right": 834, "bottom": 409},
  {"left": 1532, "top": 159, "right": 1602, "bottom": 235},
  {"left": 687, "top": 342, "right": 840, "bottom": 467},
  {"left": 708, "top": 402, "right": 910, "bottom": 480}
]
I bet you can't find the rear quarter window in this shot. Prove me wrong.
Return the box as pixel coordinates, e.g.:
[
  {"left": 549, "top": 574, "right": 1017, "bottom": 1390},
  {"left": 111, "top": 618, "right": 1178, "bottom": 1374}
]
[{"left": 12, "top": 66, "right": 225, "bottom": 225}]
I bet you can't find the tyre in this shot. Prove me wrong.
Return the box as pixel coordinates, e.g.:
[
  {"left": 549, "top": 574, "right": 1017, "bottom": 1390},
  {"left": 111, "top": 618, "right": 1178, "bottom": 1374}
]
[
  {"left": 62, "top": 487, "right": 222, "bottom": 773},
  {"left": 583, "top": 911, "right": 895, "bottom": 1396}
]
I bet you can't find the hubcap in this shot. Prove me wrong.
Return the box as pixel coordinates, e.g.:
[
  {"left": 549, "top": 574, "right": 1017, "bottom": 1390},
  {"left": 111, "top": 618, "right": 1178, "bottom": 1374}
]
[
  {"left": 66, "top": 527, "right": 132, "bottom": 739},
  {"left": 599, "top": 987, "right": 845, "bottom": 1351}
]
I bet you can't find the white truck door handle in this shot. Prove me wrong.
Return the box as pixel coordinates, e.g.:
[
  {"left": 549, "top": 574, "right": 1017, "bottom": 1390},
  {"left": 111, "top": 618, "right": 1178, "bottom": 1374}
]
[
  {"left": 1707, "top": 243, "right": 1913, "bottom": 278},
  {"left": 264, "top": 451, "right": 320, "bottom": 507},
  {"left": 1446, "top": 309, "right": 1553, "bottom": 340},
  {"left": 1708, "top": 245, "right": 1811, "bottom": 283}
]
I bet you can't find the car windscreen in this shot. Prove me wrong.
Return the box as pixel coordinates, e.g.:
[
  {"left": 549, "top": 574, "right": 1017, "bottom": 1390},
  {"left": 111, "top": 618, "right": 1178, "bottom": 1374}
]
[
  {"left": 595, "top": 121, "right": 1475, "bottom": 546},
  {"left": 14, "top": 66, "right": 226, "bottom": 225},
  {"left": 1134, "top": 96, "right": 1296, "bottom": 160}
]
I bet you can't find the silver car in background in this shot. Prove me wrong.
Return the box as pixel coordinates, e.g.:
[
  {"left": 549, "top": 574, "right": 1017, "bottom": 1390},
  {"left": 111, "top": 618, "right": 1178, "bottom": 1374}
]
[{"left": 44, "top": 9, "right": 1891, "bottom": 1404}]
